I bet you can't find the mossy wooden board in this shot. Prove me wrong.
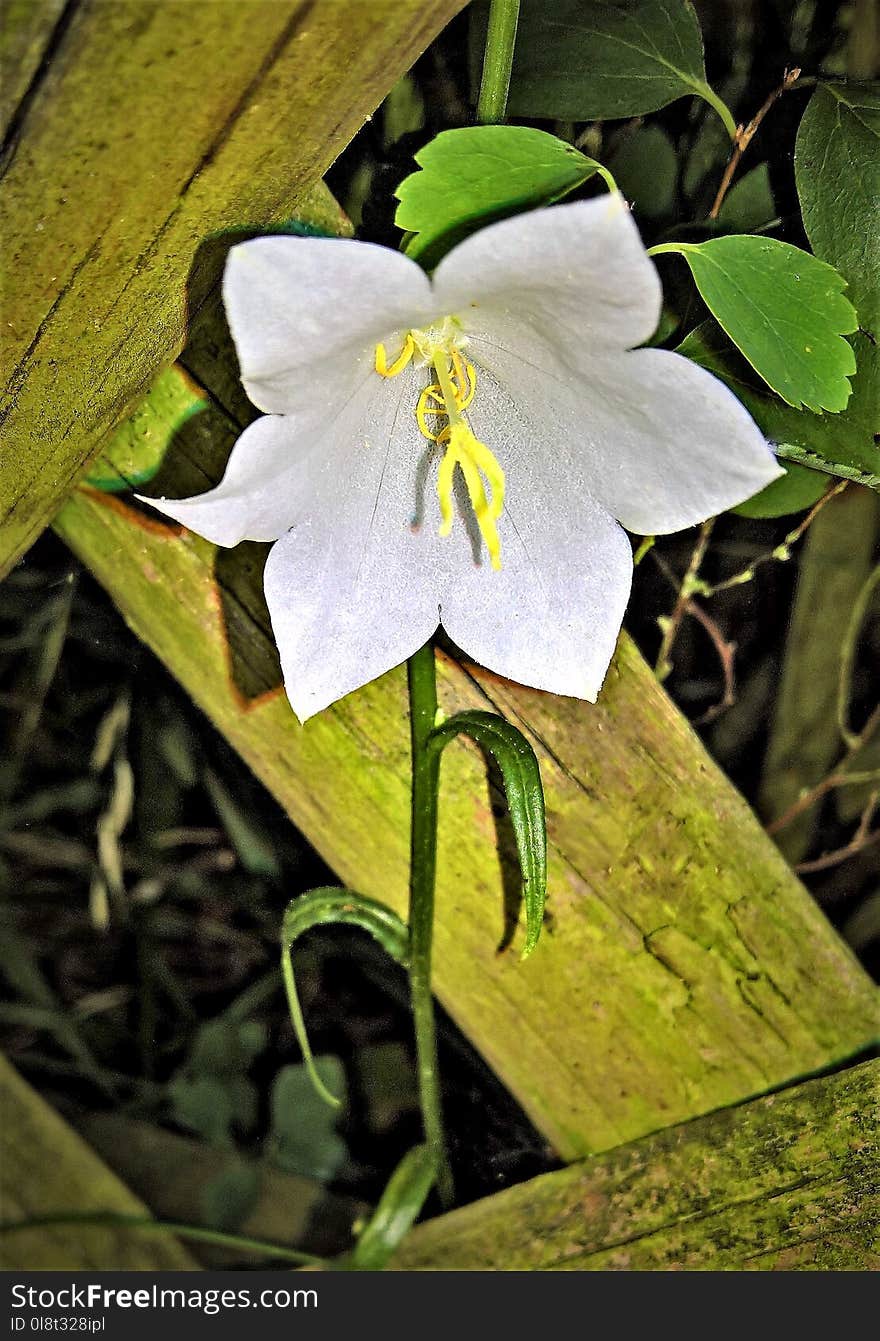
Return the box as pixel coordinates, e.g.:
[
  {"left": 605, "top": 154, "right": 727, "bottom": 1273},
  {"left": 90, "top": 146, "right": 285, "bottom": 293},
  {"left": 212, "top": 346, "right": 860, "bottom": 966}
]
[
  {"left": 393, "top": 1059, "right": 880, "bottom": 1270},
  {"left": 0, "top": 1056, "right": 196, "bottom": 1269},
  {"left": 53, "top": 362, "right": 880, "bottom": 1159},
  {"left": 0, "top": 0, "right": 466, "bottom": 578}
]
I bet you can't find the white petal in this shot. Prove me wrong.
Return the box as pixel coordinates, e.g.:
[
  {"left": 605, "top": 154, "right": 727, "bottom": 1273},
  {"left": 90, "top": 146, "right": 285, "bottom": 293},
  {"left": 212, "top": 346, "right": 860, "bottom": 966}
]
[
  {"left": 440, "top": 370, "right": 633, "bottom": 701},
  {"left": 223, "top": 235, "right": 435, "bottom": 416},
  {"left": 432, "top": 195, "right": 661, "bottom": 356},
  {"left": 466, "top": 336, "right": 782, "bottom": 535},
  {"left": 261, "top": 366, "right": 449, "bottom": 722},
  {"left": 142, "top": 414, "right": 311, "bottom": 546}
]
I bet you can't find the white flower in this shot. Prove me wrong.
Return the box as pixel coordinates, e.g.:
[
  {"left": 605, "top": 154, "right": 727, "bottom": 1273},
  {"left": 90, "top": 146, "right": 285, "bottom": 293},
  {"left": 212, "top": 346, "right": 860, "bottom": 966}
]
[{"left": 148, "top": 195, "right": 781, "bottom": 722}]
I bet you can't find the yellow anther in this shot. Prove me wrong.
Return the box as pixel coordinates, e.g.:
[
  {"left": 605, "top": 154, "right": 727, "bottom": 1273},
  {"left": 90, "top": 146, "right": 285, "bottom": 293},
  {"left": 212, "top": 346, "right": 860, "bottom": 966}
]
[
  {"left": 375, "top": 322, "right": 504, "bottom": 568},
  {"left": 375, "top": 334, "right": 415, "bottom": 378},
  {"left": 437, "top": 423, "right": 503, "bottom": 570}
]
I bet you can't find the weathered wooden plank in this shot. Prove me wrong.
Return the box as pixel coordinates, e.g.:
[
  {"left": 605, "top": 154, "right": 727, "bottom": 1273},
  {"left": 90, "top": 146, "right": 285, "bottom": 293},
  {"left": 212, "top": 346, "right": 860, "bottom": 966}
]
[
  {"left": 0, "top": 1055, "right": 197, "bottom": 1269},
  {"left": 52, "top": 364, "right": 880, "bottom": 1160},
  {"left": 393, "top": 1059, "right": 880, "bottom": 1270},
  {"left": 0, "top": 0, "right": 465, "bottom": 578},
  {"left": 0, "top": 0, "right": 67, "bottom": 140}
]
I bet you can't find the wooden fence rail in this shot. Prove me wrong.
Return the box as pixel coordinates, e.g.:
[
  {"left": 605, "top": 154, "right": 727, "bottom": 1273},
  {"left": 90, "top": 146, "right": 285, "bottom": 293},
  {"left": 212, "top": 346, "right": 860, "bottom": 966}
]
[{"left": 52, "top": 356, "right": 880, "bottom": 1158}]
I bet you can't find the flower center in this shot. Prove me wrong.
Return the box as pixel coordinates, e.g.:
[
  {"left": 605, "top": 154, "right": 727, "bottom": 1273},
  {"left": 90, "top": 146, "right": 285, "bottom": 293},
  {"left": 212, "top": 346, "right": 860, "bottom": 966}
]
[{"left": 374, "top": 319, "right": 505, "bottom": 570}]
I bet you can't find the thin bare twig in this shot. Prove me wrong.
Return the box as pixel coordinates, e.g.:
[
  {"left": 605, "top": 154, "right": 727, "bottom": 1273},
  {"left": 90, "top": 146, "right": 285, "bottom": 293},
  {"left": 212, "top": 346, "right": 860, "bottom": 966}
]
[
  {"left": 698, "top": 482, "right": 847, "bottom": 597},
  {"left": 655, "top": 519, "right": 715, "bottom": 680},
  {"left": 688, "top": 603, "right": 738, "bottom": 724},
  {"left": 767, "top": 764, "right": 880, "bottom": 835},
  {"left": 652, "top": 549, "right": 737, "bottom": 721},
  {"left": 794, "top": 792, "right": 880, "bottom": 875},
  {"left": 709, "top": 67, "right": 801, "bottom": 219}
]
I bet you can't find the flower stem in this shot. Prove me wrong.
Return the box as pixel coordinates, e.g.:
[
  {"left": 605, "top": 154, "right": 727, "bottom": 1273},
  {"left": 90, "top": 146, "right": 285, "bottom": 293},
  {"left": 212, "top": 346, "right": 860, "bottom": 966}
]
[
  {"left": 407, "top": 641, "right": 454, "bottom": 1208},
  {"left": 476, "top": 0, "right": 520, "bottom": 124}
]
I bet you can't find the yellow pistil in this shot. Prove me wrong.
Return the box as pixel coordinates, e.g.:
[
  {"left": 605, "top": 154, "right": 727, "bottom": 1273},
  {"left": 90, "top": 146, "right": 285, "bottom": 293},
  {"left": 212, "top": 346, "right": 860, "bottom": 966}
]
[{"left": 374, "top": 322, "right": 505, "bottom": 569}]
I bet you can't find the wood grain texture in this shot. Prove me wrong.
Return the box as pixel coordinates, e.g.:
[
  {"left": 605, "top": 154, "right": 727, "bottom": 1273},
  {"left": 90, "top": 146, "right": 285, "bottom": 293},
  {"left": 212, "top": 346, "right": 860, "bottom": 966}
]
[
  {"left": 393, "top": 1059, "right": 880, "bottom": 1270},
  {"left": 52, "top": 363, "right": 880, "bottom": 1160},
  {"left": 0, "top": 0, "right": 68, "bottom": 140},
  {"left": 0, "top": 0, "right": 466, "bottom": 577},
  {"left": 0, "top": 1056, "right": 197, "bottom": 1269}
]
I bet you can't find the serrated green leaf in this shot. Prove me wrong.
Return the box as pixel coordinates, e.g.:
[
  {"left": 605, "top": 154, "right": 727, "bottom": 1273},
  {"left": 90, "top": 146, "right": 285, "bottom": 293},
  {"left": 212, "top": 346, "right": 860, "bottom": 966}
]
[
  {"left": 655, "top": 236, "right": 858, "bottom": 411},
  {"left": 427, "top": 711, "right": 546, "bottom": 957},
  {"left": 348, "top": 1144, "right": 436, "bottom": 1270},
  {"left": 269, "top": 1059, "right": 348, "bottom": 1181},
  {"left": 395, "top": 126, "right": 609, "bottom": 268},
  {"left": 678, "top": 320, "right": 880, "bottom": 496},
  {"left": 717, "top": 163, "right": 776, "bottom": 233},
  {"left": 795, "top": 82, "right": 880, "bottom": 336},
  {"left": 281, "top": 887, "right": 410, "bottom": 1107},
  {"left": 507, "top": 0, "right": 734, "bottom": 134}
]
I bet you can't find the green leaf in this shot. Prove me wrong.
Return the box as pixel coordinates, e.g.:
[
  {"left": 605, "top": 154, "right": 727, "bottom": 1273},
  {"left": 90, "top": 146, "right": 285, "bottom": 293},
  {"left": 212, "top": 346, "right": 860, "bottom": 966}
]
[
  {"left": 732, "top": 462, "right": 828, "bottom": 520},
  {"left": 201, "top": 1161, "right": 261, "bottom": 1233},
  {"left": 609, "top": 125, "right": 678, "bottom": 218},
  {"left": 269, "top": 1059, "right": 348, "bottom": 1181},
  {"left": 654, "top": 236, "right": 858, "bottom": 412},
  {"left": 204, "top": 766, "right": 281, "bottom": 879},
  {"left": 428, "top": 711, "right": 546, "bottom": 957},
  {"left": 395, "top": 126, "right": 609, "bottom": 268},
  {"left": 280, "top": 887, "right": 410, "bottom": 1107},
  {"left": 349, "top": 1145, "right": 436, "bottom": 1270},
  {"left": 678, "top": 321, "right": 880, "bottom": 495},
  {"left": 507, "top": 0, "right": 735, "bottom": 135},
  {"left": 717, "top": 163, "right": 776, "bottom": 233},
  {"left": 795, "top": 82, "right": 880, "bottom": 336}
]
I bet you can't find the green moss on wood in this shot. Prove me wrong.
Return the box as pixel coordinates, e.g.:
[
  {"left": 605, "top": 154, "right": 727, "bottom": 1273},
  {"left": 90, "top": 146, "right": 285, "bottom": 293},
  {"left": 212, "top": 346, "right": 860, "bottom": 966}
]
[
  {"left": 0, "top": 0, "right": 467, "bottom": 578},
  {"left": 393, "top": 1060, "right": 880, "bottom": 1270},
  {"left": 0, "top": 1057, "right": 197, "bottom": 1270},
  {"left": 53, "top": 363, "right": 880, "bottom": 1158}
]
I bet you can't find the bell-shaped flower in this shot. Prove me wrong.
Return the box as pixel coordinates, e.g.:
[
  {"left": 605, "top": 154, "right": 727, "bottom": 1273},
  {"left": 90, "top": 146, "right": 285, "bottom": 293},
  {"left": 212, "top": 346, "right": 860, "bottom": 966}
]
[{"left": 147, "top": 195, "right": 781, "bottom": 722}]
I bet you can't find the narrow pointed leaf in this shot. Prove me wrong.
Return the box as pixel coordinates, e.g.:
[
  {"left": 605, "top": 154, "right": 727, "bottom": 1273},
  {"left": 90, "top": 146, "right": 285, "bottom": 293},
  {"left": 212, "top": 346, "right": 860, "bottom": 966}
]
[
  {"left": 428, "top": 712, "right": 546, "bottom": 957},
  {"left": 281, "top": 887, "right": 410, "bottom": 1107},
  {"left": 395, "top": 126, "right": 611, "bottom": 268},
  {"left": 348, "top": 1144, "right": 436, "bottom": 1270},
  {"left": 655, "top": 236, "right": 858, "bottom": 412}
]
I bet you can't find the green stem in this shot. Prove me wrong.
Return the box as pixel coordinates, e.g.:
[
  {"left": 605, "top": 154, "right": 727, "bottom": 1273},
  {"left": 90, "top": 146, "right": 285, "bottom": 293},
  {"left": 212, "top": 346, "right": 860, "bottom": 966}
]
[
  {"left": 407, "top": 642, "right": 454, "bottom": 1207},
  {"left": 695, "top": 80, "right": 738, "bottom": 141},
  {"left": 476, "top": 0, "right": 520, "bottom": 124}
]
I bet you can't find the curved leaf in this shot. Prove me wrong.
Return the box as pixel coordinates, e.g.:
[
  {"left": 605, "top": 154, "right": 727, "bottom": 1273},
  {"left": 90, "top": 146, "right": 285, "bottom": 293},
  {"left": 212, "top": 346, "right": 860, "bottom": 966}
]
[
  {"left": 428, "top": 711, "right": 546, "bottom": 957},
  {"left": 654, "top": 236, "right": 858, "bottom": 412},
  {"left": 395, "top": 126, "right": 612, "bottom": 269},
  {"left": 795, "top": 82, "right": 880, "bottom": 337},
  {"left": 281, "top": 887, "right": 410, "bottom": 1106},
  {"left": 348, "top": 1144, "right": 436, "bottom": 1270}
]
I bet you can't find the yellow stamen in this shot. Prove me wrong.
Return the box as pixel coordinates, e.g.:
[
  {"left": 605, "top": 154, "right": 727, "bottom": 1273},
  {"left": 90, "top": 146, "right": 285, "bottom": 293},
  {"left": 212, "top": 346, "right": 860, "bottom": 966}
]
[
  {"left": 375, "top": 334, "right": 414, "bottom": 378},
  {"left": 373, "top": 324, "right": 505, "bottom": 569}
]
